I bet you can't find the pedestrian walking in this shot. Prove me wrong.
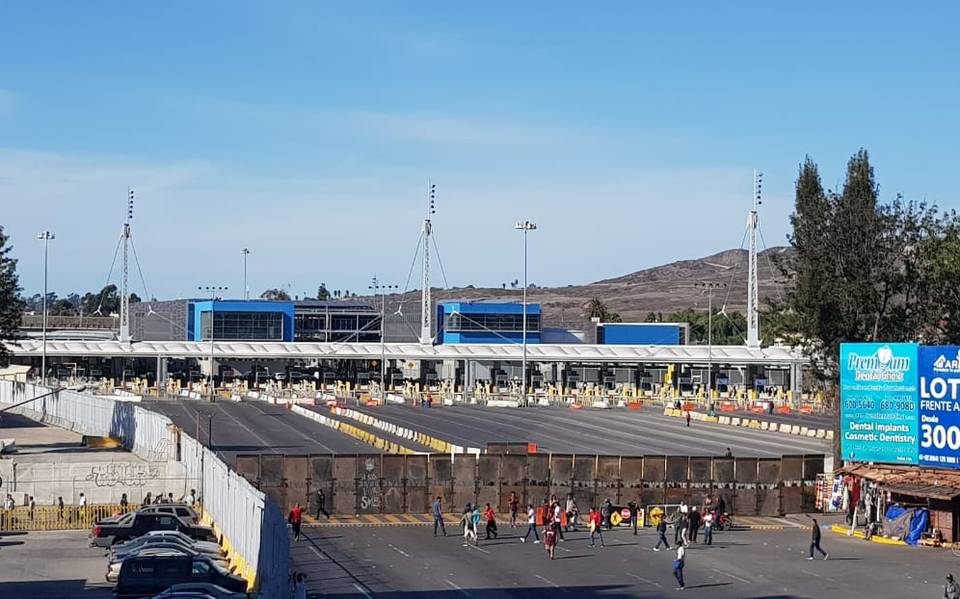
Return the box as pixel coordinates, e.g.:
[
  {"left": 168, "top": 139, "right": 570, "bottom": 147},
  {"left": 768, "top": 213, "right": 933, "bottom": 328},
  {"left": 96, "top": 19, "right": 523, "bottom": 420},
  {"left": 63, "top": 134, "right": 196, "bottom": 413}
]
[
  {"left": 724, "top": 447, "right": 733, "bottom": 458},
  {"left": 316, "top": 488, "right": 330, "bottom": 519},
  {"left": 57, "top": 496, "right": 65, "bottom": 521},
  {"left": 119, "top": 493, "right": 128, "bottom": 509},
  {"left": 544, "top": 526, "right": 557, "bottom": 560},
  {"left": 688, "top": 506, "right": 701, "bottom": 543},
  {"left": 675, "top": 513, "right": 688, "bottom": 545},
  {"left": 654, "top": 516, "right": 671, "bottom": 551},
  {"left": 294, "top": 572, "right": 307, "bottom": 599},
  {"left": 79, "top": 492, "right": 87, "bottom": 520},
  {"left": 484, "top": 503, "right": 498, "bottom": 540},
  {"left": 673, "top": 542, "right": 686, "bottom": 590},
  {"left": 508, "top": 491, "right": 519, "bottom": 528},
  {"left": 601, "top": 498, "right": 613, "bottom": 530},
  {"left": 588, "top": 507, "right": 605, "bottom": 548},
  {"left": 807, "top": 518, "right": 828, "bottom": 560},
  {"left": 28, "top": 496, "right": 35, "bottom": 520},
  {"left": 552, "top": 501, "right": 565, "bottom": 541},
  {"left": 182, "top": 489, "right": 197, "bottom": 508},
  {"left": 143, "top": 492, "right": 152, "bottom": 507},
  {"left": 521, "top": 504, "right": 540, "bottom": 543},
  {"left": 288, "top": 502, "right": 304, "bottom": 541},
  {"left": 461, "top": 503, "right": 475, "bottom": 545},
  {"left": 685, "top": 410, "right": 691, "bottom": 427},
  {"left": 946, "top": 574, "right": 960, "bottom": 599},
  {"left": 432, "top": 496, "right": 447, "bottom": 537},
  {"left": 628, "top": 500, "right": 639, "bottom": 535},
  {"left": 471, "top": 505, "right": 482, "bottom": 545},
  {"left": 703, "top": 510, "right": 714, "bottom": 546}
]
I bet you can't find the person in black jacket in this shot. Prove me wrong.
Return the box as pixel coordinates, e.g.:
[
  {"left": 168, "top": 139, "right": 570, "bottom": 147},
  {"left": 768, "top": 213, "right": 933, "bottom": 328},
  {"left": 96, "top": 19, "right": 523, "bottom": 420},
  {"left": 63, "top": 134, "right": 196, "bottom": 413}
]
[
  {"left": 808, "top": 518, "right": 828, "bottom": 560},
  {"left": 688, "top": 507, "right": 702, "bottom": 543},
  {"left": 653, "top": 516, "right": 671, "bottom": 551}
]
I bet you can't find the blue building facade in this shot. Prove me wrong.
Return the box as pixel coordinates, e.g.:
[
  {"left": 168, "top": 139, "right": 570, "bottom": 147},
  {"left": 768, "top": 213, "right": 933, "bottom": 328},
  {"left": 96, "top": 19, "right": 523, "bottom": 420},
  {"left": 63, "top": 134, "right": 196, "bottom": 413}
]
[
  {"left": 436, "top": 301, "right": 541, "bottom": 344},
  {"left": 597, "top": 322, "right": 688, "bottom": 345},
  {"left": 187, "top": 300, "right": 295, "bottom": 342}
]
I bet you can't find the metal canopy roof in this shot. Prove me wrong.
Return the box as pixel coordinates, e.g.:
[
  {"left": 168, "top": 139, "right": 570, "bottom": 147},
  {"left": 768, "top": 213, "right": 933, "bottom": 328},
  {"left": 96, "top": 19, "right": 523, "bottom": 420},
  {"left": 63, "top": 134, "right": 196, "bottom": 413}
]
[{"left": 5, "top": 339, "right": 804, "bottom": 365}]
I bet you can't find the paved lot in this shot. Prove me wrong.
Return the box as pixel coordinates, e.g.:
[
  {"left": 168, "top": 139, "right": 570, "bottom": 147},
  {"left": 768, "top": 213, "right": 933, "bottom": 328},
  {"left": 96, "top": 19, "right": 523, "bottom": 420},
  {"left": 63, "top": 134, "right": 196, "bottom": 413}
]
[
  {"left": 0, "top": 530, "right": 112, "bottom": 598},
  {"left": 145, "top": 399, "right": 380, "bottom": 463},
  {"left": 355, "top": 405, "right": 828, "bottom": 456},
  {"left": 292, "top": 515, "right": 957, "bottom": 598}
]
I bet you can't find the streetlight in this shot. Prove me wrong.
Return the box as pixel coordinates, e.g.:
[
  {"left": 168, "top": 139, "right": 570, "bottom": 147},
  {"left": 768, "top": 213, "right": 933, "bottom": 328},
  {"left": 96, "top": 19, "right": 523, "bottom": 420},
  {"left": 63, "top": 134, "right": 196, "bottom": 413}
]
[
  {"left": 696, "top": 282, "right": 726, "bottom": 400},
  {"left": 198, "top": 285, "right": 228, "bottom": 397},
  {"left": 514, "top": 220, "right": 537, "bottom": 406},
  {"left": 37, "top": 231, "right": 55, "bottom": 386},
  {"left": 368, "top": 277, "right": 398, "bottom": 397},
  {"left": 241, "top": 248, "right": 250, "bottom": 300}
]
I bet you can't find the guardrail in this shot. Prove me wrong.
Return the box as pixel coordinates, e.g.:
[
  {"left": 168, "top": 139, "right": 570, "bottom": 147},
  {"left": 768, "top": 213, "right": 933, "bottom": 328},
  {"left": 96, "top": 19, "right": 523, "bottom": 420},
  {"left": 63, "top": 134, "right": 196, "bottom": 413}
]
[{"left": 0, "top": 503, "right": 140, "bottom": 532}]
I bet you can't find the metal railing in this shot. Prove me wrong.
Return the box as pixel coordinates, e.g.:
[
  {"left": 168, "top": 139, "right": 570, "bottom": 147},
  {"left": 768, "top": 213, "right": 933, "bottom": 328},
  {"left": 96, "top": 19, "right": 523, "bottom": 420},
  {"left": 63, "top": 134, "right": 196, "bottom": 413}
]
[{"left": 0, "top": 503, "right": 140, "bottom": 532}]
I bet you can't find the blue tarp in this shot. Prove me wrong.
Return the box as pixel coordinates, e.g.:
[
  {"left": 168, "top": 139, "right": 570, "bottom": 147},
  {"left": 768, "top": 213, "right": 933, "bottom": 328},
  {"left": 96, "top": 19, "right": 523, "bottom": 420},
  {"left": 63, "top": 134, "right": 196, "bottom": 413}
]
[{"left": 883, "top": 505, "right": 929, "bottom": 546}]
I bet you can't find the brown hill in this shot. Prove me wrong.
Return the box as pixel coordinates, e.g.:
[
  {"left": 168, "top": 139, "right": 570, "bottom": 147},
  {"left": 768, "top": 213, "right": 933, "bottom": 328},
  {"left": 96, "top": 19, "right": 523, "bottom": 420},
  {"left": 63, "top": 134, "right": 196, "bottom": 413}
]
[{"left": 373, "top": 247, "right": 791, "bottom": 333}]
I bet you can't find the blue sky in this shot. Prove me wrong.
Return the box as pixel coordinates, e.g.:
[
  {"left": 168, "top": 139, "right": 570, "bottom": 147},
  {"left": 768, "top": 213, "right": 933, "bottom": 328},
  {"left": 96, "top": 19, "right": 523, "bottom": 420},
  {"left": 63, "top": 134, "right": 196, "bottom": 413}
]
[{"left": 2, "top": 2, "right": 958, "bottom": 300}]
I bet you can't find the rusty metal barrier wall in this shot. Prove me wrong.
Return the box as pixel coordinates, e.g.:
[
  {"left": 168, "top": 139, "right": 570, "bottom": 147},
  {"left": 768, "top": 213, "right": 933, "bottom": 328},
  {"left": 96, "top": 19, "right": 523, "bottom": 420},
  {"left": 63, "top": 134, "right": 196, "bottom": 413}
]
[{"left": 238, "top": 453, "right": 825, "bottom": 517}]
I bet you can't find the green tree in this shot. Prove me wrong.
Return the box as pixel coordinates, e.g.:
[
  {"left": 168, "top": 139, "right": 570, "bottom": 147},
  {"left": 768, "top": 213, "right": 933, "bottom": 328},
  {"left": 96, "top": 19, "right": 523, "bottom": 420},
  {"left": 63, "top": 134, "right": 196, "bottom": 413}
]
[
  {"left": 316, "top": 283, "right": 331, "bottom": 301},
  {"left": 0, "top": 227, "right": 24, "bottom": 365},
  {"left": 260, "top": 288, "right": 291, "bottom": 301},
  {"left": 583, "top": 298, "right": 621, "bottom": 322}
]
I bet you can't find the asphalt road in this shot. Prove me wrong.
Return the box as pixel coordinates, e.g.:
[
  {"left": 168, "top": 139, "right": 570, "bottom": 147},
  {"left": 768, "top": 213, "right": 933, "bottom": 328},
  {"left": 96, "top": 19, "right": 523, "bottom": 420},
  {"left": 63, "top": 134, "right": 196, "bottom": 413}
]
[
  {"left": 299, "top": 404, "right": 436, "bottom": 453},
  {"left": 292, "top": 515, "right": 956, "bottom": 598},
  {"left": 0, "top": 530, "right": 113, "bottom": 598},
  {"left": 145, "top": 399, "right": 380, "bottom": 463},
  {"left": 355, "top": 405, "right": 829, "bottom": 457}
]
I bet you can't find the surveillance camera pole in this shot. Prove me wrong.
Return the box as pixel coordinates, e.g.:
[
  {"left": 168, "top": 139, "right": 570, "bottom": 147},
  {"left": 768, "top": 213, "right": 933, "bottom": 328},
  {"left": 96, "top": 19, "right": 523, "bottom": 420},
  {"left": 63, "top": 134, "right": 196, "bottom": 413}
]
[
  {"left": 37, "top": 231, "right": 55, "bottom": 385},
  {"left": 198, "top": 285, "right": 228, "bottom": 398},
  {"left": 514, "top": 220, "right": 537, "bottom": 406}
]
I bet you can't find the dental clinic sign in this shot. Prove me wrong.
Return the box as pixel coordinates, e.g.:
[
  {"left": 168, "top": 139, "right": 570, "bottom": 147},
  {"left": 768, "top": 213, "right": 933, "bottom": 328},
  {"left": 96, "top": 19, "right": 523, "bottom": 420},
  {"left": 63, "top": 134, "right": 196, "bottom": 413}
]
[
  {"left": 918, "top": 346, "right": 960, "bottom": 468},
  {"left": 840, "top": 343, "right": 919, "bottom": 465}
]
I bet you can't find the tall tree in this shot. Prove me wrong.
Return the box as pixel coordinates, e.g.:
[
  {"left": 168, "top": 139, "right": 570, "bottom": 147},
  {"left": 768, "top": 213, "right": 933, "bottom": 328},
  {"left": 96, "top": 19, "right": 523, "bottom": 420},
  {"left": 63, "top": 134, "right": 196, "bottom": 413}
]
[
  {"left": 316, "top": 283, "right": 331, "bottom": 301},
  {"left": 583, "top": 298, "right": 621, "bottom": 322},
  {"left": 260, "top": 288, "right": 291, "bottom": 301},
  {"left": 0, "top": 227, "right": 25, "bottom": 365}
]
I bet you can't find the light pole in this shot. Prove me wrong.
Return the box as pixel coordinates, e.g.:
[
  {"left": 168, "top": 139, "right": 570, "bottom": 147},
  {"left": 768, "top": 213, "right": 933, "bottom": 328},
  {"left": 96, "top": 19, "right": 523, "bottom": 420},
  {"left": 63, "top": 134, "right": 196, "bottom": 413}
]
[
  {"left": 37, "top": 231, "right": 55, "bottom": 385},
  {"left": 241, "top": 248, "right": 250, "bottom": 300},
  {"left": 696, "top": 282, "right": 726, "bottom": 400},
  {"left": 514, "top": 220, "right": 537, "bottom": 406},
  {"left": 198, "top": 285, "right": 228, "bottom": 397},
  {"left": 368, "top": 277, "right": 398, "bottom": 397}
]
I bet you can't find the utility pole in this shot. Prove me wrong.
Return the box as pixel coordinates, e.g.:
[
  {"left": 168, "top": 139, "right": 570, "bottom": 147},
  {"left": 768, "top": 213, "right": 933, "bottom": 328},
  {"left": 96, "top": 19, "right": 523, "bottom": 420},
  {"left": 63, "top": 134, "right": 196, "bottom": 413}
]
[
  {"left": 420, "top": 183, "right": 436, "bottom": 345},
  {"left": 241, "top": 248, "right": 250, "bottom": 300},
  {"left": 119, "top": 188, "right": 134, "bottom": 343},
  {"left": 37, "top": 231, "right": 55, "bottom": 385},
  {"left": 514, "top": 220, "right": 537, "bottom": 406},
  {"left": 198, "top": 285, "right": 228, "bottom": 397},
  {"left": 746, "top": 170, "right": 762, "bottom": 348},
  {"left": 696, "top": 282, "right": 726, "bottom": 398},
  {"left": 369, "top": 276, "right": 398, "bottom": 397}
]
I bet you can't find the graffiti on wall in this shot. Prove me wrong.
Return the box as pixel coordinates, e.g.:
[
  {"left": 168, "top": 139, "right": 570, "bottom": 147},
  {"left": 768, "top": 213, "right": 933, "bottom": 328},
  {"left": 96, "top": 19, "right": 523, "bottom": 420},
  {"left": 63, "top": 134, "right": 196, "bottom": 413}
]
[
  {"left": 85, "top": 463, "right": 162, "bottom": 488},
  {"left": 359, "top": 457, "right": 381, "bottom": 511}
]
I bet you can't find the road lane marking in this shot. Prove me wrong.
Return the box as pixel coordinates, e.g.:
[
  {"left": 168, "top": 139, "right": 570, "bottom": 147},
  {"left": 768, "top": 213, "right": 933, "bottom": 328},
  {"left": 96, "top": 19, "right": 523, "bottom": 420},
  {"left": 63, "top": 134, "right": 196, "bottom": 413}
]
[
  {"left": 535, "top": 574, "right": 560, "bottom": 588},
  {"left": 712, "top": 568, "right": 751, "bottom": 584},
  {"left": 309, "top": 546, "right": 327, "bottom": 560},
  {"left": 626, "top": 573, "right": 662, "bottom": 588},
  {"left": 444, "top": 579, "right": 471, "bottom": 596},
  {"left": 388, "top": 543, "right": 411, "bottom": 557},
  {"left": 353, "top": 583, "right": 374, "bottom": 598}
]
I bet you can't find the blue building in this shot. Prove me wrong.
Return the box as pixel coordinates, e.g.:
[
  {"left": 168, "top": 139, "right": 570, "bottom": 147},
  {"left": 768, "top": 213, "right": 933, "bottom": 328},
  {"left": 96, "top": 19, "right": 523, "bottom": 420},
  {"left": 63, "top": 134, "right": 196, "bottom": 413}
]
[
  {"left": 187, "top": 300, "right": 295, "bottom": 342},
  {"left": 596, "top": 322, "right": 689, "bottom": 345},
  {"left": 436, "top": 301, "right": 541, "bottom": 344}
]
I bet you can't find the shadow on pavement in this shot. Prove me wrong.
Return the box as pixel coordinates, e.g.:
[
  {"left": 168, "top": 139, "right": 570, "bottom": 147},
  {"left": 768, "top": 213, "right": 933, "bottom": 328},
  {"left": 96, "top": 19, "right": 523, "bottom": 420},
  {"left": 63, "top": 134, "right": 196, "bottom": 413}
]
[{"left": 0, "top": 580, "right": 113, "bottom": 598}]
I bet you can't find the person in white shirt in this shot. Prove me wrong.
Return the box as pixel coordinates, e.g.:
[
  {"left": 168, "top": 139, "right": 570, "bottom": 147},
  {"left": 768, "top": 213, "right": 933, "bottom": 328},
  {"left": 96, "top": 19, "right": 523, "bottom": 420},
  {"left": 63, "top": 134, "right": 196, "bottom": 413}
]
[
  {"left": 521, "top": 504, "right": 540, "bottom": 543},
  {"left": 673, "top": 541, "right": 687, "bottom": 590},
  {"left": 552, "top": 502, "right": 565, "bottom": 541}
]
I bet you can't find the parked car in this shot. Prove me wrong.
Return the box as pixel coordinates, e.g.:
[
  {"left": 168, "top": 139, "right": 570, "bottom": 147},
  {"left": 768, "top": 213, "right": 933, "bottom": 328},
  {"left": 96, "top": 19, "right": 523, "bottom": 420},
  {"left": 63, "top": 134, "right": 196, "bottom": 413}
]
[
  {"left": 90, "top": 512, "right": 216, "bottom": 548},
  {"left": 111, "top": 533, "right": 224, "bottom": 561},
  {"left": 99, "top": 504, "right": 200, "bottom": 526},
  {"left": 107, "top": 544, "right": 229, "bottom": 582},
  {"left": 115, "top": 555, "right": 246, "bottom": 598},
  {"left": 150, "top": 582, "right": 250, "bottom": 599}
]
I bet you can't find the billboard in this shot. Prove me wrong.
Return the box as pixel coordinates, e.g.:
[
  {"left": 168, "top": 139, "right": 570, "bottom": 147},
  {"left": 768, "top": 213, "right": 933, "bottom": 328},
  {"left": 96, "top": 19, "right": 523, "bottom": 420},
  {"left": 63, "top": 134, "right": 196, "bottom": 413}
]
[
  {"left": 839, "top": 343, "right": 918, "bottom": 465},
  {"left": 918, "top": 346, "right": 960, "bottom": 468}
]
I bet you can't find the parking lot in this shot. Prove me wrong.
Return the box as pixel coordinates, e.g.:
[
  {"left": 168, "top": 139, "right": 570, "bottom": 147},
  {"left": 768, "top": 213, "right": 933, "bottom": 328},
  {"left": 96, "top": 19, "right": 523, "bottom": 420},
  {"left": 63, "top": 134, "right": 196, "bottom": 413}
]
[
  {"left": 0, "top": 530, "right": 113, "bottom": 598},
  {"left": 293, "top": 514, "right": 959, "bottom": 598}
]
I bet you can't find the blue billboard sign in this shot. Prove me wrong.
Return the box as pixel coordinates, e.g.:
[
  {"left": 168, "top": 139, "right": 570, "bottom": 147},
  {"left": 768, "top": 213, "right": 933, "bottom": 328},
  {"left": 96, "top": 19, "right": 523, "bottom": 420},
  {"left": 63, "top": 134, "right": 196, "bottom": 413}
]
[
  {"left": 918, "top": 346, "right": 960, "bottom": 468},
  {"left": 840, "top": 343, "right": 919, "bottom": 465}
]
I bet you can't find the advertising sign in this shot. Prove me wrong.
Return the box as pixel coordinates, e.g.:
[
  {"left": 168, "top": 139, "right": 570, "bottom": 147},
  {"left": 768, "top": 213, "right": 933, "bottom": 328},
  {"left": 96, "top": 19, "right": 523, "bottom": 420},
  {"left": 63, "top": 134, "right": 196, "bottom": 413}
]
[
  {"left": 918, "top": 346, "right": 960, "bottom": 468},
  {"left": 839, "top": 343, "right": 918, "bottom": 464}
]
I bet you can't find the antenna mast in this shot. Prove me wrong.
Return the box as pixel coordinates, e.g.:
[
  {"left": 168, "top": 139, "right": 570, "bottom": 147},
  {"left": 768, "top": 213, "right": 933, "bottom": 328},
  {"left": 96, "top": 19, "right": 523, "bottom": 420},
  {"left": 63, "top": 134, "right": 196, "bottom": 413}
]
[
  {"left": 746, "top": 170, "right": 762, "bottom": 348},
  {"left": 119, "top": 188, "right": 134, "bottom": 343},
  {"left": 419, "top": 183, "right": 436, "bottom": 345}
]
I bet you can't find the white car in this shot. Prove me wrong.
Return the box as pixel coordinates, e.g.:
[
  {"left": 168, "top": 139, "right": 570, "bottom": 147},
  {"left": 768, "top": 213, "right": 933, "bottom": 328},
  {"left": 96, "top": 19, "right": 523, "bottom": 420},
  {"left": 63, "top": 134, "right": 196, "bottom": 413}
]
[{"left": 106, "top": 545, "right": 229, "bottom": 582}]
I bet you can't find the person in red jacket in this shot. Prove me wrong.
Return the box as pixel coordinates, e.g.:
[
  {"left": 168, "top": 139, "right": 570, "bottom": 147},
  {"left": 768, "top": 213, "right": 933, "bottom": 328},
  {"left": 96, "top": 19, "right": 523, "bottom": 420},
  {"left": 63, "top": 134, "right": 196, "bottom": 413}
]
[
  {"left": 588, "top": 507, "right": 605, "bottom": 548},
  {"left": 289, "top": 502, "right": 304, "bottom": 541},
  {"left": 484, "top": 503, "right": 498, "bottom": 539}
]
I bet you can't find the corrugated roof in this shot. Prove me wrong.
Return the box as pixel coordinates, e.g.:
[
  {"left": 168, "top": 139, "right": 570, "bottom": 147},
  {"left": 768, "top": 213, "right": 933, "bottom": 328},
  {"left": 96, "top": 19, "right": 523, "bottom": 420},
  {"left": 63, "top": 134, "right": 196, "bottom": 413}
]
[
  {"left": 838, "top": 463, "right": 960, "bottom": 500},
  {"left": 5, "top": 339, "right": 804, "bottom": 364}
]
